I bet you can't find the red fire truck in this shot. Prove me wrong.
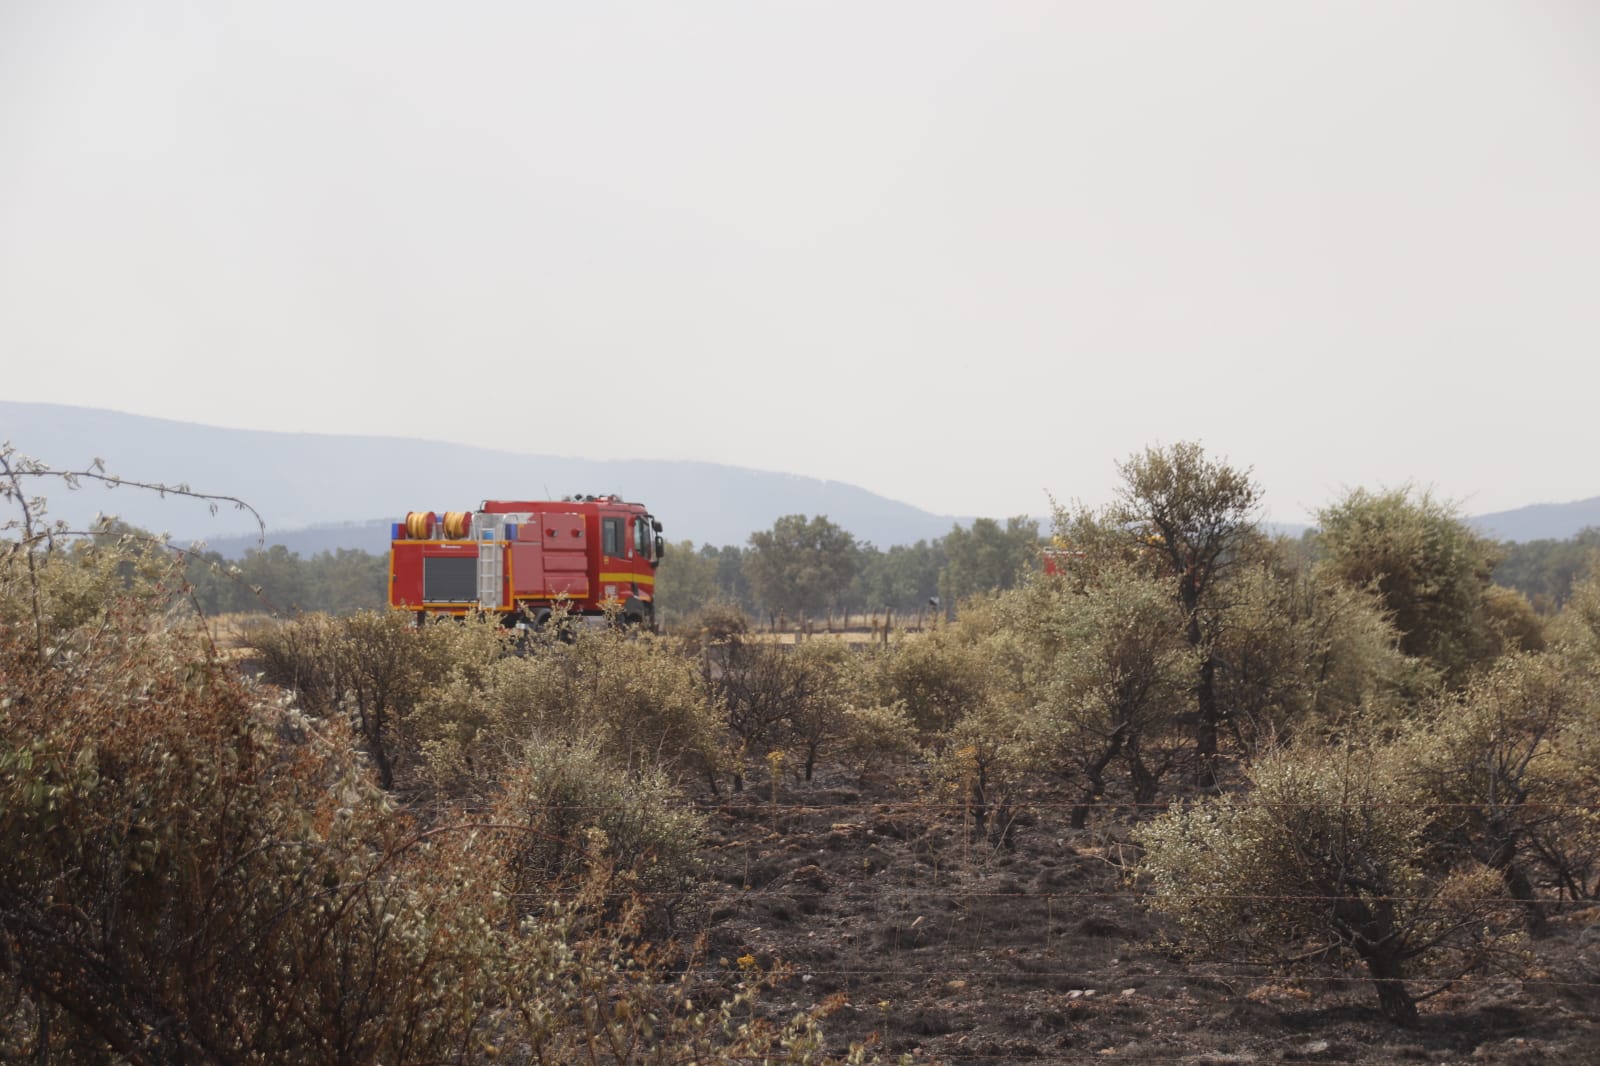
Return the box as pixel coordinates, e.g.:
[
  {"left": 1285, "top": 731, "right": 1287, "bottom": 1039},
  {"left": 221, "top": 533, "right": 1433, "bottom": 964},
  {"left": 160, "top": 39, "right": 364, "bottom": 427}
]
[{"left": 389, "top": 495, "right": 664, "bottom": 628}]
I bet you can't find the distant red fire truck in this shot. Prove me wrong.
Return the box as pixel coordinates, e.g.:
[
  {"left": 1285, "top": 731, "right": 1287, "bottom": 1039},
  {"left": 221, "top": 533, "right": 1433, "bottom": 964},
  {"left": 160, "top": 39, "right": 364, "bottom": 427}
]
[
  {"left": 389, "top": 495, "right": 664, "bottom": 628},
  {"left": 1041, "top": 542, "right": 1086, "bottom": 576}
]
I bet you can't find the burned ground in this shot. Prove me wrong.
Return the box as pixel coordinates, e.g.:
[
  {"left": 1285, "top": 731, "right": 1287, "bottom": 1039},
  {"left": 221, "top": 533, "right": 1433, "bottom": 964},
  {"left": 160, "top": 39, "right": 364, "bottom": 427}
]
[{"left": 686, "top": 765, "right": 1600, "bottom": 1065}]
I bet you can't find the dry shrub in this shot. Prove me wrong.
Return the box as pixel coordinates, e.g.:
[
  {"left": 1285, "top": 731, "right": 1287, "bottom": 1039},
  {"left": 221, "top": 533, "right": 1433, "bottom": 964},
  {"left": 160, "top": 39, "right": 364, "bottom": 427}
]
[
  {"left": 250, "top": 610, "right": 508, "bottom": 790},
  {"left": 493, "top": 737, "right": 705, "bottom": 933},
  {"left": 1, "top": 551, "right": 501, "bottom": 1062},
  {"left": 1137, "top": 742, "right": 1524, "bottom": 1026},
  {"left": 701, "top": 632, "right": 862, "bottom": 788},
  {"left": 0, "top": 529, "right": 875, "bottom": 1065},
  {"left": 677, "top": 599, "right": 752, "bottom": 648},
  {"left": 412, "top": 626, "right": 726, "bottom": 799},
  {"left": 861, "top": 625, "right": 994, "bottom": 739},
  {"left": 838, "top": 700, "right": 922, "bottom": 778}
]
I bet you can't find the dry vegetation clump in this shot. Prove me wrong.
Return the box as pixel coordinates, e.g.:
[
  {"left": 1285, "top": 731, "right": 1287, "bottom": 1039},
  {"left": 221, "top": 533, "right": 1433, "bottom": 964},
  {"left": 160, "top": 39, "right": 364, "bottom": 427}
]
[
  {"left": 2, "top": 542, "right": 499, "bottom": 1061},
  {"left": 1135, "top": 744, "right": 1523, "bottom": 1026},
  {"left": 0, "top": 526, "right": 878, "bottom": 1063}
]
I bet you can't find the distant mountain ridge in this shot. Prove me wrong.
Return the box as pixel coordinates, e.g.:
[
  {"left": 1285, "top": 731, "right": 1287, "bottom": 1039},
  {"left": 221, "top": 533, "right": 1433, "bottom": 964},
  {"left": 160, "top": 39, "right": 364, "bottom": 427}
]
[
  {"left": 3, "top": 402, "right": 1596, "bottom": 556},
  {"left": 1470, "top": 499, "right": 1600, "bottom": 543},
  {"left": 1, "top": 401, "right": 977, "bottom": 552}
]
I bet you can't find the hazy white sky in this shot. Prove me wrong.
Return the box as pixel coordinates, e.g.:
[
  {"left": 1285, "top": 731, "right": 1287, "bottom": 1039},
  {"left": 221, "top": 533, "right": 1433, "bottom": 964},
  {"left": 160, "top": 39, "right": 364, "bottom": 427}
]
[{"left": 3, "top": 2, "right": 1597, "bottom": 525}]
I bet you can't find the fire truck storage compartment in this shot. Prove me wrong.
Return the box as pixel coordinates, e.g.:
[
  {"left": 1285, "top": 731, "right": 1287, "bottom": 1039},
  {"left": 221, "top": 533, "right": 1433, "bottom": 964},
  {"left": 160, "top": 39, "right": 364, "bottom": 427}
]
[
  {"left": 422, "top": 554, "right": 477, "bottom": 603},
  {"left": 510, "top": 512, "right": 589, "bottom": 599}
]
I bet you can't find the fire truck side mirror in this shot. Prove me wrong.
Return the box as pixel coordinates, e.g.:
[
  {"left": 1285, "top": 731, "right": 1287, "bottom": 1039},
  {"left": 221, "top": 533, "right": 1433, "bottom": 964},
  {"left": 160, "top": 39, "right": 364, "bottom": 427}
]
[{"left": 648, "top": 517, "right": 664, "bottom": 564}]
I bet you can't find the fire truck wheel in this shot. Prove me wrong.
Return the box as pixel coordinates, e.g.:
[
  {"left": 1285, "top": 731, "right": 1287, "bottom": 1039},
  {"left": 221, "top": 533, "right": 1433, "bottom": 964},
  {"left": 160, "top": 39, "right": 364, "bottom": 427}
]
[{"left": 621, "top": 597, "right": 653, "bottom": 630}]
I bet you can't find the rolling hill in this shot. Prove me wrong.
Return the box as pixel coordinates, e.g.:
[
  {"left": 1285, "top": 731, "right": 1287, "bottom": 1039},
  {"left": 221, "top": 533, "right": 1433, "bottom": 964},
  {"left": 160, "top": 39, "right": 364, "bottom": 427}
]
[
  {"left": 4, "top": 402, "right": 1596, "bottom": 557},
  {"left": 2, "top": 401, "right": 976, "bottom": 553}
]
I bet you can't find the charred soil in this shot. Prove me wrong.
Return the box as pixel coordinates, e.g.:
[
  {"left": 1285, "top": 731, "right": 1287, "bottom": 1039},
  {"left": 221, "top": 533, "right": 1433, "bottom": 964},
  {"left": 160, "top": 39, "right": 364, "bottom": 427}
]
[{"left": 687, "top": 765, "right": 1600, "bottom": 1065}]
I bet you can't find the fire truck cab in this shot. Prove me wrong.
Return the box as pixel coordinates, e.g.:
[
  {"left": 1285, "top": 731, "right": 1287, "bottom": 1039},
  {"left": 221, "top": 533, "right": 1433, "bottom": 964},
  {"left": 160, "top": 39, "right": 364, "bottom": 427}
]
[{"left": 389, "top": 495, "right": 663, "bottom": 628}]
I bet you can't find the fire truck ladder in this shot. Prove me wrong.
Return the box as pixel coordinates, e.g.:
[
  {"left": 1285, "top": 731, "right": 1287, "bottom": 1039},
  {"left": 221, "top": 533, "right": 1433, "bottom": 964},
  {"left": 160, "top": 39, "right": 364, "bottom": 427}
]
[{"left": 472, "top": 513, "right": 505, "bottom": 610}]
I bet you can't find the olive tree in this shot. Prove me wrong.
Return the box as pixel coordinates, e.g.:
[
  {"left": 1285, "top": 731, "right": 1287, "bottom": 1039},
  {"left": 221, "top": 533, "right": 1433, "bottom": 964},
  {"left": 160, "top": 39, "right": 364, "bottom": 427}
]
[
  {"left": 1005, "top": 562, "right": 1193, "bottom": 824},
  {"left": 1314, "top": 487, "right": 1505, "bottom": 684},
  {"left": 1057, "top": 442, "right": 1262, "bottom": 779},
  {"left": 1137, "top": 743, "right": 1519, "bottom": 1025},
  {"left": 1212, "top": 559, "right": 1422, "bottom": 747},
  {"left": 1403, "top": 652, "right": 1600, "bottom": 916}
]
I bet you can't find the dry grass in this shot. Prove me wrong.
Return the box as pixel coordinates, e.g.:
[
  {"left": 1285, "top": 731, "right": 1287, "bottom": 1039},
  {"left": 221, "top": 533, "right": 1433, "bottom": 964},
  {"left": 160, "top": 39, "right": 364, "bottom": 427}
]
[{"left": 199, "top": 612, "right": 269, "bottom": 655}]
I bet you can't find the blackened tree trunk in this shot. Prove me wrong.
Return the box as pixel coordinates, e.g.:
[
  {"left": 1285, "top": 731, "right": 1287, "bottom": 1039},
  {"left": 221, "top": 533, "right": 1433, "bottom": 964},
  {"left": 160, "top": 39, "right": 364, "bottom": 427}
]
[
  {"left": 1363, "top": 948, "right": 1419, "bottom": 1026},
  {"left": 1335, "top": 895, "right": 1419, "bottom": 1026},
  {"left": 1071, "top": 730, "right": 1125, "bottom": 829}
]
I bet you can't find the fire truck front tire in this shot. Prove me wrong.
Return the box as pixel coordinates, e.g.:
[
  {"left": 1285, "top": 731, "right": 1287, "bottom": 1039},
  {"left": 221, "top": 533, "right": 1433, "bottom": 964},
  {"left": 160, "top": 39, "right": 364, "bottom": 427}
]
[{"left": 622, "top": 596, "right": 654, "bottom": 630}]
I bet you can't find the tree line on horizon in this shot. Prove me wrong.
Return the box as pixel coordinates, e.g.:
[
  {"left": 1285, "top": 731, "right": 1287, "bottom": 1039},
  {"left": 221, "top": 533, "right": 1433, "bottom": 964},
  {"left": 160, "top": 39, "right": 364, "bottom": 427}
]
[
  {"left": 175, "top": 507, "right": 1600, "bottom": 630},
  {"left": 175, "top": 513, "right": 1046, "bottom": 623}
]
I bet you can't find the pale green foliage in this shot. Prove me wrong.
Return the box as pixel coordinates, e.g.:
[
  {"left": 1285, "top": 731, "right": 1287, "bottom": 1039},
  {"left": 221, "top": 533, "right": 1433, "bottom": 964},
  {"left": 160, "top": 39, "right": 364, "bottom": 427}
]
[
  {"left": 413, "top": 626, "right": 725, "bottom": 798},
  {"left": 1001, "top": 563, "right": 1193, "bottom": 815},
  {"left": 1111, "top": 442, "right": 1262, "bottom": 565},
  {"left": 1401, "top": 652, "right": 1600, "bottom": 905},
  {"left": 493, "top": 735, "right": 705, "bottom": 915},
  {"left": 837, "top": 700, "right": 923, "bottom": 777},
  {"left": 1048, "top": 442, "right": 1264, "bottom": 597},
  {"left": 0, "top": 525, "right": 182, "bottom": 642},
  {"left": 1315, "top": 486, "right": 1505, "bottom": 684},
  {"left": 1551, "top": 562, "right": 1600, "bottom": 667},
  {"left": 1137, "top": 743, "right": 1520, "bottom": 1024},
  {"left": 1214, "top": 561, "right": 1423, "bottom": 744},
  {"left": 954, "top": 538, "right": 1422, "bottom": 822},
  {"left": 1480, "top": 583, "right": 1546, "bottom": 654},
  {"left": 863, "top": 596, "right": 1036, "bottom": 839},
  {"left": 860, "top": 610, "right": 1002, "bottom": 739},
  {"left": 1055, "top": 442, "right": 1264, "bottom": 776}
]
